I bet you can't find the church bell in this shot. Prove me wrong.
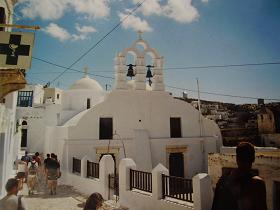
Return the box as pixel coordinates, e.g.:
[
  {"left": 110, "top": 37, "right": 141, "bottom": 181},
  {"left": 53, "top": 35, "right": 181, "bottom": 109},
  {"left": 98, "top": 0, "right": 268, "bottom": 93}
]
[
  {"left": 146, "top": 65, "right": 154, "bottom": 79},
  {"left": 126, "top": 64, "right": 136, "bottom": 78},
  {"left": 146, "top": 65, "right": 154, "bottom": 86}
]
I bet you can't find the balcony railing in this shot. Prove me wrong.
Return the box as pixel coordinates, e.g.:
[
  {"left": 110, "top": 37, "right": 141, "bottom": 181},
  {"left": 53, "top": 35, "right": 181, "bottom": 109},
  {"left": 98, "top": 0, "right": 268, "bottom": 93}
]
[
  {"left": 130, "top": 169, "right": 152, "bottom": 193},
  {"left": 87, "top": 161, "right": 99, "bottom": 179},
  {"left": 162, "top": 174, "right": 193, "bottom": 203}
]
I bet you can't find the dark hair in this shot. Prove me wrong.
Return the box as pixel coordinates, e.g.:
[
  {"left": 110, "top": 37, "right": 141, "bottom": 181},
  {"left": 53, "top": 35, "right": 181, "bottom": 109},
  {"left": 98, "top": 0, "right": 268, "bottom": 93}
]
[
  {"left": 47, "top": 154, "right": 50, "bottom": 158},
  {"left": 84, "top": 193, "right": 104, "bottom": 210},
  {"left": 236, "top": 142, "right": 255, "bottom": 163},
  {"left": 35, "top": 152, "right": 39, "bottom": 156},
  {"left": 51, "top": 153, "right": 55, "bottom": 158},
  {"left": 25, "top": 151, "right": 28, "bottom": 155},
  {"left": 5, "top": 178, "right": 18, "bottom": 192},
  {"left": 21, "top": 157, "right": 25, "bottom": 161},
  {"left": 32, "top": 155, "right": 37, "bottom": 160}
]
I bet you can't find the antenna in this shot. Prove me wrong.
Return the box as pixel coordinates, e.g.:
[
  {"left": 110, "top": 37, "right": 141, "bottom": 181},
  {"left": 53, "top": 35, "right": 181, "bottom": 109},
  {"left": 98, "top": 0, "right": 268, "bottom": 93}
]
[{"left": 196, "top": 78, "right": 203, "bottom": 137}]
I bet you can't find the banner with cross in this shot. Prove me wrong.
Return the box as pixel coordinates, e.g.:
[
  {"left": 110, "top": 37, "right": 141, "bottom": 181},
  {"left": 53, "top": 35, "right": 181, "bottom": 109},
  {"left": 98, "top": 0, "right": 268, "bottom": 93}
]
[{"left": 0, "top": 31, "right": 35, "bottom": 69}]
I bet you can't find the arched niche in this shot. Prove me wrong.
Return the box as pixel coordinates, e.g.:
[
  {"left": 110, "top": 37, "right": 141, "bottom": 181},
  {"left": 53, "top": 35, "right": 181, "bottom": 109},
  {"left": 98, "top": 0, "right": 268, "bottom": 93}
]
[
  {"left": 21, "top": 120, "right": 28, "bottom": 148},
  {"left": 125, "top": 51, "right": 137, "bottom": 66}
]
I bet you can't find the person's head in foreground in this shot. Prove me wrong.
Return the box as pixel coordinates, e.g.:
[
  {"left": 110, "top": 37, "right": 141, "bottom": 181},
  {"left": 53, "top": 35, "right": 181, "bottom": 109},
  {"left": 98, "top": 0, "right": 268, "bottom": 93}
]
[
  {"left": 5, "top": 178, "right": 19, "bottom": 196},
  {"left": 84, "top": 192, "right": 104, "bottom": 210},
  {"left": 236, "top": 142, "right": 255, "bottom": 172}
]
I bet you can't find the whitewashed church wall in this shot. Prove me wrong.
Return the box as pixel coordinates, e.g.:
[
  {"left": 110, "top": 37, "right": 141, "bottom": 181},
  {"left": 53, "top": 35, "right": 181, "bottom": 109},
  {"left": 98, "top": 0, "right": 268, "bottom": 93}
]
[
  {"left": 60, "top": 110, "right": 79, "bottom": 125},
  {"left": 150, "top": 137, "right": 218, "bottom": 177},
  {"left": 68, "top": 91, "right": 221, "bottom": 143},
  {"left": 58, "top": 136, "right": 218, "bottom": 178},
  {"left": 63, "top": 139, "right": 134, "bottom": 172},
  {"left": 44, "top": 126, "right": 68, "bottom": 156}
]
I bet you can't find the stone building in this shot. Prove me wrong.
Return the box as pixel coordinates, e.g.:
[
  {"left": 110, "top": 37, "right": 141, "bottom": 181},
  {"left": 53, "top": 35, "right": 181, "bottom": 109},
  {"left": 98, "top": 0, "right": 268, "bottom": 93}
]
[
  {"left": 258, "top": 106, "right": 280, "bottom": 148},
  {"left": 258, "top": 107, "right": 277, "bottom": 134}
]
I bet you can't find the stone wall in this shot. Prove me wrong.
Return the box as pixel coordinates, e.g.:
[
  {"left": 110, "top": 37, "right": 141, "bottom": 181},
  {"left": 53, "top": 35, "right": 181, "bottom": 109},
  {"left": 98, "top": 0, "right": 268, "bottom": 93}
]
[
  {"left": 262, "top": 133, "right": 280, "bottom": 148},
  {"left": 208, "top": 152, "right": 280, "bottom": 210}
]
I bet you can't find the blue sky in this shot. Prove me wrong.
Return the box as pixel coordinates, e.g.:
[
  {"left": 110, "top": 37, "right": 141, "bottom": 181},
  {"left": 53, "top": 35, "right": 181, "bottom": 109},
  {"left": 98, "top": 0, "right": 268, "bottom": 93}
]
[{"left": 14, "top": 0, "right": 280, "bottom": 104}]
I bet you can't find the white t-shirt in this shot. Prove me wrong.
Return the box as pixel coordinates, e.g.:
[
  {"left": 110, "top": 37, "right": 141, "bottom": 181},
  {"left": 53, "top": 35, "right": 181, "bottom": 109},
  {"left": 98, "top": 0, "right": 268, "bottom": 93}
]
[
  {"left": 18, "top": 162, "right": 27, "bottom": 173},
  {"left": 0, "top": 195, "right": 26, "bottom": 210}
]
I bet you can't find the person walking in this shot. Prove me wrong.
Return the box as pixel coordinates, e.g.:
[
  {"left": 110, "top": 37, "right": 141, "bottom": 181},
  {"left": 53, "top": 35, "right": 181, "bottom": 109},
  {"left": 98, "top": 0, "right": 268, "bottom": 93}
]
[
  {"left": 0, "top": 178, "right": 27, "bottom": 210},
  {"left": 34, "top": 152, "right": 41, "bottom": 166},
  {"left": 211, "top": 142, "right": 267, "bottom": 210},
  {"left": 43, "top": 154, "right": 51, "bottom": 184},
  {"left": 27, "top": 156, "right": 39, "bottom": 195},
  {"left": 21, "top": 151, "right": 31, "bottom": 166},
  {"left": 46, "top": 153, "right": 60, "bottom": 195},
  {"left": 16, "top": 157, "right": 28, "bottom": 189},
  {"left": 84, "top": 193, "right": 104, "bottom": 210}
]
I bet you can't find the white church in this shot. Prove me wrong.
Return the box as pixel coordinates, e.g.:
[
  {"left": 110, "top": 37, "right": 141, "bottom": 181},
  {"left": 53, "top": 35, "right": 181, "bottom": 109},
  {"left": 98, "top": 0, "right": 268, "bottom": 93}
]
[{"left": 16, "top": 34, "right": 222, "bottom": 180}]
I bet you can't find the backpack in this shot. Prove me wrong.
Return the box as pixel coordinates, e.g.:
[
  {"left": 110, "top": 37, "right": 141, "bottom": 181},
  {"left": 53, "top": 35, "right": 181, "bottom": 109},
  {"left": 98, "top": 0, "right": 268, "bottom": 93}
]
[
  {"left": 211, "top": 175, "right": 239, "bottom": 210},
  {"left": 29, "top": 162, "right": 37, "bottom": 175}
]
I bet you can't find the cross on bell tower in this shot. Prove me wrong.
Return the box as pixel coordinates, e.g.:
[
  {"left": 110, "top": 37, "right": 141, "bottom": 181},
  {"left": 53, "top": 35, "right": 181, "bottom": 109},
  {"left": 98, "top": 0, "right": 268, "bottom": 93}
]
[
  {"left": 84, "top": 66, "right": 88, "bottom": 77},
  {"left": 137, "top": 30, "right": 143, "bottom": 40}
]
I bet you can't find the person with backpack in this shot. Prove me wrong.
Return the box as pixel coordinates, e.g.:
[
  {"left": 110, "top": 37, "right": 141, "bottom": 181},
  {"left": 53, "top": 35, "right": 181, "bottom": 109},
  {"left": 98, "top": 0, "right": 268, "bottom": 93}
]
[
  {"left": 211, "top": 142, "right": 267, "bottom": 210},
  {"left": 44, "top": 153, "right": 52, "bottom": 184},
  {"left": 21, "top": 151, "right": 31, "bottom": 166},
  {"left": 0, "top": 178, "right": 26, "bottom": 210},
  {"left": 46, "top": 153, "right": 60, "bottom": 195},
  {"left": 27, "top": 156, "right": 39, "bottom": 195}
]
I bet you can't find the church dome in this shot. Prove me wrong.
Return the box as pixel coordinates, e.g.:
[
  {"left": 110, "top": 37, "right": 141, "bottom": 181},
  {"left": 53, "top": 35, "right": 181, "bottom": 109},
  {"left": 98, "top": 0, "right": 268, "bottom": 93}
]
[{"left": 69, "top": 76, "right": 103, "bottom": 91}]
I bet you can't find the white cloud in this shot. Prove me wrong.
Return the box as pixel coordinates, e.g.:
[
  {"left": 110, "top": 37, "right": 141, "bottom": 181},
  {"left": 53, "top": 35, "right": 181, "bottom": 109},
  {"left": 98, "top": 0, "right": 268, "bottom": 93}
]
[
  {"left": 130, "top": 0, "right": 199, "bottom": 24},
  {"left": 43, "top": 23, "right": 71, "bottom": 42},
  {"left": 119, "top": 12, "right": 153, "bottom": 32},
  {"left": 75, "top": 24, "right": 97, "bottom": 34},
  {"left": 163, "top": 0, "right": 199, "bottom": 23},
  {"left": 132, "top": 0, "right": 162, "bottom": 16},
  {"left": 18, "top": 0, "right": 68, "bottom": 20},
  {"left": 43, "top": 23, "right": 97, "bottom": 42},
  {"left": 70, "top": 0, "right": 110, "bottom": 19},
  {"left": 202, "top": 0, "right": 209, "bottom": 3},
  {"left": 17, "top": 0, "right": 110, "bottom": 20}
]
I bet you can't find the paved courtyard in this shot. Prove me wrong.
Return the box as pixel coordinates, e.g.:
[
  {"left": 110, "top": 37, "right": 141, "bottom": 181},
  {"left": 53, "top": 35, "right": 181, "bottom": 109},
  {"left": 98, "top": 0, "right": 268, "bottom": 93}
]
[{"left": 19, "top": 178, "right": 122, "bottom": 210}]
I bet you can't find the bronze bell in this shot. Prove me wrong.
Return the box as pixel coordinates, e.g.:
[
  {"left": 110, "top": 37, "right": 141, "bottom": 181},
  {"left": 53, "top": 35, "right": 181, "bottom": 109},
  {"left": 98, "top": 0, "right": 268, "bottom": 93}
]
[
  {"left": 146, "top": 65, "right": 154, "bottom": 78},
  {"left": 146, "top": 65, "right": 154, "bottom": 86},
  {"left": 126, "top": 64, "right": 136, "bottom": 78}
]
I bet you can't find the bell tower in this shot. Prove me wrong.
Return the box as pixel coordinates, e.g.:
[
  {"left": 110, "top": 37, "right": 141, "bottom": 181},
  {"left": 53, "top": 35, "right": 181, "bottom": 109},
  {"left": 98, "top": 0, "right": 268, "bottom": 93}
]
[{"left": 114, "top": 32, "right": 165, "bottom": 91}]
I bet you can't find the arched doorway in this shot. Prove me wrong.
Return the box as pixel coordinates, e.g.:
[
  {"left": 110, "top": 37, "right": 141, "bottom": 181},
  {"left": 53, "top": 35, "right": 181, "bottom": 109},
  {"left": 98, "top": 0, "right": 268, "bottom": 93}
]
[{"left": 21, "top": 121, "right": 28, "bottom": 148}]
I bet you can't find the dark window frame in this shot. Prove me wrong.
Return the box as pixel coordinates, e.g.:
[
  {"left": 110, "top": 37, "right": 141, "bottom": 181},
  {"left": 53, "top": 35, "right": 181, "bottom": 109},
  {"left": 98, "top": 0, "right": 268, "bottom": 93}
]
[
  {"left": 170, "top": 117, "right": 182, "bottom": 138},
  {"left": 99, "top": 118, "right": 113, "bottom": 140},
  {"left": 17, "top": 91, "right": 33, "bottom": 107},
  {"left": 87, "top": 98, "right": 91, "bottom": 109}
]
